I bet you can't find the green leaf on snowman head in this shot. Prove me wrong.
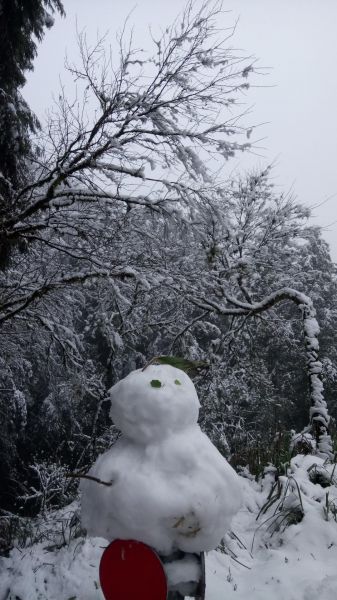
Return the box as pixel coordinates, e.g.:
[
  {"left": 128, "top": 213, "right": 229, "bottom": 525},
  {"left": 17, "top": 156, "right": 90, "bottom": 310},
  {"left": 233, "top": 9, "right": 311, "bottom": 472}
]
[
  {"left": 153, "top": 356, "right": 209, "bottom": 374},
  {"left": 150, "top": 379, "right": 162, "bottom": 388},
  {"left": 142, "top": 355, "right": 209, "bottom": 376},
  {"left": 174, "top": 379, "right": 182, "bottom": 385}
]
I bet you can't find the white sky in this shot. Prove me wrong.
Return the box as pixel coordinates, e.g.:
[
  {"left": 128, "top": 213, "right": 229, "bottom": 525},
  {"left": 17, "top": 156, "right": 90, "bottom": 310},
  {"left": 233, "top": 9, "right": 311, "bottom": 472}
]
[{"left": 24, "top": 0, "right": 337, "bottom": 259}]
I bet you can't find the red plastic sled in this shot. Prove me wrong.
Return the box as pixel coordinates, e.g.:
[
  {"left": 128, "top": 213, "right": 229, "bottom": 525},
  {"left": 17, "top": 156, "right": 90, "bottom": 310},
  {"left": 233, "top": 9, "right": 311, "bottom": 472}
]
[{"left": 99, "top": 539, "right": 168, "bottom": 600}]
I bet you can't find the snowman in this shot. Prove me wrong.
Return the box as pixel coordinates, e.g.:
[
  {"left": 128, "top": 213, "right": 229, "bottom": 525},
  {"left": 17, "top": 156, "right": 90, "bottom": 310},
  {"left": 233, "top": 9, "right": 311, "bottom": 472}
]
[{"left": 81, "top": 364, "right": 242, "bottom": 556}]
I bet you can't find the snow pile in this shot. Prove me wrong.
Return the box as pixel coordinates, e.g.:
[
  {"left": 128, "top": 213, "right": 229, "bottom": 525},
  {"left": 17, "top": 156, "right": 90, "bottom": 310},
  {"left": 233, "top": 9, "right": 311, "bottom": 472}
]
[
  {"left": 0, "top": 536, "right": 106, "bottom": 600},
  {"left": 207, "top": 454, "right": 337, "bottom": 600},
  {"left": 81, "top": 365, "right": 242, "bottom": 554},
  {"left": 164, "top": 555, "right": 200, "bottom": 587}
]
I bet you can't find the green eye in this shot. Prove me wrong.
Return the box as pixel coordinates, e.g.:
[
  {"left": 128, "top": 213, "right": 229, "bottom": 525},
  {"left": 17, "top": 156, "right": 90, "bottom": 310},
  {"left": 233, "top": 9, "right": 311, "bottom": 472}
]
[
  {"left": 174, "top": 379, "right": 181, "bottom": 385},
  {"left": 150, "top": 379, "right": 162, "bottom": 388}
]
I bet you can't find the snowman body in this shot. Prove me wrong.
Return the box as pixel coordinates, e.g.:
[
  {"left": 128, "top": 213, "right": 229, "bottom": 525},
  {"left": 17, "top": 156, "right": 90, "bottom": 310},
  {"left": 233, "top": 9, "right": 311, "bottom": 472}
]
[{"left": 81, "top": 365, "right": 242, "bottom": 554}]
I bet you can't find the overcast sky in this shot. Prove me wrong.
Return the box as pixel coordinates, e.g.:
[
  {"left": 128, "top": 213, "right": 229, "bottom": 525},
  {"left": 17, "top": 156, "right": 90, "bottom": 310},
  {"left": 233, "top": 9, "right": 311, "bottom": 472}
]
[{"left": 24, "top": 0, "right": 337, "bottom": 259}]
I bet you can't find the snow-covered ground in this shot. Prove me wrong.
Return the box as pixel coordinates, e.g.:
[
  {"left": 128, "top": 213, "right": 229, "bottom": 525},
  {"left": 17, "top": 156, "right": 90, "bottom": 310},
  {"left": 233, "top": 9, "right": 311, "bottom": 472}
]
[
  {"left": 207, "top": 458, "right": 337, "bottom": 600},
  {"left": 2, "top": 454, "right": 337, "bottom": 600}
]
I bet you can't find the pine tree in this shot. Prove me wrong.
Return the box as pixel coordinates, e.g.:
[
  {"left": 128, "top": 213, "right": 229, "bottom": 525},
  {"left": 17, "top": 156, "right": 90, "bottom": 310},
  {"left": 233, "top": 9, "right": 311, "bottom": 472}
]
[{"left": 0, "top": 0, "right": 64, "bottom": 263}]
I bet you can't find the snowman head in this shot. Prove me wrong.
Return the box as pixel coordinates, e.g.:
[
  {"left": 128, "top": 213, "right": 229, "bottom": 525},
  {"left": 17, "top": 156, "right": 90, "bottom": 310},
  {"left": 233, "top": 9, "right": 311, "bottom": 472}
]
[{"left": 109, "top": 364, "right": 200, "bottom": 444}]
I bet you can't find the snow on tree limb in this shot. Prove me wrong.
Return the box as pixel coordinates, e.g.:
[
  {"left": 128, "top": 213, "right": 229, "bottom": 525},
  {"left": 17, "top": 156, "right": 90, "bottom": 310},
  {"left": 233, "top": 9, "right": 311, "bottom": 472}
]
[
  {"left": 190, "top": 287, "right": 333, "bottom": 458},
  {"left": 0, "top": 268, "right": 138, "bottom": 325}
]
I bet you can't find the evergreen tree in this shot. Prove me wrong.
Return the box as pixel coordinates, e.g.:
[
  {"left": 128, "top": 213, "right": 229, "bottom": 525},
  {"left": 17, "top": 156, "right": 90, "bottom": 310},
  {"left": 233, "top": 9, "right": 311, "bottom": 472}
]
[{"left": 0, "top": 0, "right": 64, "bottom": 263}]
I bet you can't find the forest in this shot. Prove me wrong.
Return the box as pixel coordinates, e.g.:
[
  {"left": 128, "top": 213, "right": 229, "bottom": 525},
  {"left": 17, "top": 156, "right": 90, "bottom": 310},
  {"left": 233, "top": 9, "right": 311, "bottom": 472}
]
[{"left": 1, "top": 2, "right": 337, "bottom": 599}]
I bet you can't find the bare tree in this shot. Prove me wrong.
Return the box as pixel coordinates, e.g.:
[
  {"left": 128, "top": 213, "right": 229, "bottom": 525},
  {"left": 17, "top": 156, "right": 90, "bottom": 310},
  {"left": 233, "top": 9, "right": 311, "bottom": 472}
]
[{"left": 0, "top": 1, "right": 254, "bottom": 324}]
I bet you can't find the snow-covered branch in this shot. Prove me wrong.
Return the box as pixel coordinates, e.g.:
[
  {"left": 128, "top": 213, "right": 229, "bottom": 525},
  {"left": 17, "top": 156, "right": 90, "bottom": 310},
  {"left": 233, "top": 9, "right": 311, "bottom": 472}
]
[
  {"left": 0, "top": 268, "right": 138, "bottom": 325},
  {"left": 189, "top": 286, "right": 333, "bottom": 458},
  {"left": 1, "top": 1, "right": 253, "bottom": 263}
]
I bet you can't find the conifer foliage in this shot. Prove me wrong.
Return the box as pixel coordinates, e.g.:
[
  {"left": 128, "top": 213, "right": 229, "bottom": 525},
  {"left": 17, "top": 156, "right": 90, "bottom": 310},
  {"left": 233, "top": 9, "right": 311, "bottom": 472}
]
[{"left": 0, "top": 0, "right": 64, "bottom": 262}]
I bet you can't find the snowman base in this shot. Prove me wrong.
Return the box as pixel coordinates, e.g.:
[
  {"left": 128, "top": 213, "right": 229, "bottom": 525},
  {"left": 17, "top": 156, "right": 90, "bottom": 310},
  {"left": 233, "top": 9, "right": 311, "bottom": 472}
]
[
  {"left": 98, "top": 539, "right": 206, "bottom": 600},
  {"left": 160, "top": 550, "right": 206, "bottom": 600}
]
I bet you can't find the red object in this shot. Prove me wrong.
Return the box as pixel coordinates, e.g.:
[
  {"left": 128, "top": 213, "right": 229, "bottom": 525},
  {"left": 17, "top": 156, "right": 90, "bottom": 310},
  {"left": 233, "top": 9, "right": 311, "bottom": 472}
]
[{"left": 99, "top": 539, "right": 168, "bottom": 600}]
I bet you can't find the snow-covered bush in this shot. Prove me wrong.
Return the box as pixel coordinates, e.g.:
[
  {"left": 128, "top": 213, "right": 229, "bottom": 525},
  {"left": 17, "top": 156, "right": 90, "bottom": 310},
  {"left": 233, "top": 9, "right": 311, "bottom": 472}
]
[
  {"left": 18, "top": 462, "right": 77, "bottom": 516},
  {"left": 255, "top": 454, "right": 337, "bottom": 544}
]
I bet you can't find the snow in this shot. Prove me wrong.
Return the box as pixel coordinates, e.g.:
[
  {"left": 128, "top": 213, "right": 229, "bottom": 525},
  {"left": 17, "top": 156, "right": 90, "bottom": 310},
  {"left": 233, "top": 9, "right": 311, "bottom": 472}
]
[
  {"left": 6, "top": 102, "right": 16, "bottom": 116},
  {"left": 164, "top": 555, "right": 201, "bottom": 586},
  {"left": 317, "top": 433, "right": 333, "bottom": 456},
  {"left": 109, "top": 365, "right": 200, "bottom": 443},
  {"left": 81, "top": 365, "right": 242, "bottom": 554},
  {"left": 13, "top": 388, "right": 27, "bottom": 429},
  {"left": 206, "top": 455, "right": 337, "bottom": 600},
  {"left": 0, "top": 536, "right": 106, "bottom": 600},
  {"left": 290, "top": 431, "right": 315, "bottom": 453},
  {"left": 303, "top": 317, "right": 320, "bottom": 338},
  {"left": 44, "top": 12, "right": 55, "bottom": 28},
  {"left": 3, "top": 454, "right": 337, "bottom": 599}
]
